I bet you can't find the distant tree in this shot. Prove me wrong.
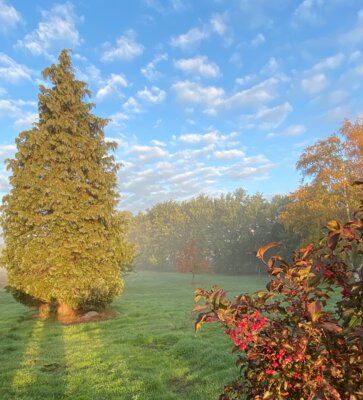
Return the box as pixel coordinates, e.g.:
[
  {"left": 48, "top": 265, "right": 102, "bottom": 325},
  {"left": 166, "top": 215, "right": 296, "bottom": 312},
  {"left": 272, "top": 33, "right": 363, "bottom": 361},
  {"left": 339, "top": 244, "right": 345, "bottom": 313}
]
[
  {"left": 1, "top": 50, "right": 134, "bottom": 320},
  {"left": 176, "top": 238, "right": 210, "bottom": 280},
  {"left": 280, "top": 122, "right": 361, "bottom": 245}
]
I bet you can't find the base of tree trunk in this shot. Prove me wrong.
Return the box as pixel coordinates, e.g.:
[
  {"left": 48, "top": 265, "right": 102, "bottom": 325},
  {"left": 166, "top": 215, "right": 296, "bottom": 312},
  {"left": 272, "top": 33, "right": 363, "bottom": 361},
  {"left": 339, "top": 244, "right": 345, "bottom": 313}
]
[
  {"left": 38, "top": 303, "right": 51, "bottom": 319},
  {"left": 57, "top": 302, "right": 77, "bottom": 322}
]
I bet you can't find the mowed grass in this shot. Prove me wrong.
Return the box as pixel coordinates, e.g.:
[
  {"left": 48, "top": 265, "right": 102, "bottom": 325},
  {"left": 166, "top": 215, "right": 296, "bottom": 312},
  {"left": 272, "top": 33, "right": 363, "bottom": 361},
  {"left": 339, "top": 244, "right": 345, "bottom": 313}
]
[{"left": 0, "top": 271, "right": 268, "bottom": 400}]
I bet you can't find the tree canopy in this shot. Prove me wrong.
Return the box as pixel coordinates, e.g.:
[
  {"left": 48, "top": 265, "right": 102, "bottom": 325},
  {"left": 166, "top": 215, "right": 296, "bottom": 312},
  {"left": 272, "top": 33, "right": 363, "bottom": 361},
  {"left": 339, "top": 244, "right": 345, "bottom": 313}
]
[
  {"left": 130, "top": 190, "right": 298, "bottom": 275},
  {"left": 280, "top": 119, "right": 362, "bottom": 245}
]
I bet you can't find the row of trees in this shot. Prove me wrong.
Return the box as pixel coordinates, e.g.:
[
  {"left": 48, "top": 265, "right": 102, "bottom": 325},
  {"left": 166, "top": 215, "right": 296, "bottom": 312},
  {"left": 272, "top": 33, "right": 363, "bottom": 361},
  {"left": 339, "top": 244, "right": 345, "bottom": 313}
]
[
  {"left": 130, "top": 119, "right": 362, "bottom": 276},
  {"left": 130, "top": 192, "right": 299, "bottom": 275}
]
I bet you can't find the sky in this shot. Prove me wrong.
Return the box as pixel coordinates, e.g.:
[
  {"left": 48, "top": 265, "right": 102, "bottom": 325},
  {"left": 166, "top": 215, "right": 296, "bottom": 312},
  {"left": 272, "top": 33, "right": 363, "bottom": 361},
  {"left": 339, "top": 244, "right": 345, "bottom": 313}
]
[{"left": 0, "top": 0, "right": 362, "bottom": 213}]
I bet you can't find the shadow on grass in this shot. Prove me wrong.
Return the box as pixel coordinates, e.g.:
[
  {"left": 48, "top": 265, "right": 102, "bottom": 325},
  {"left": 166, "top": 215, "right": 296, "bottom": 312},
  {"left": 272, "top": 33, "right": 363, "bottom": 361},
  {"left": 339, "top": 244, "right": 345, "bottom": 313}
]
[
  {"left": 14, "top": 319, "right": 67, "bottom": 400},
  {"left": 0, "top": 292, "right": 38, "bottom": 399},
  {"left": 0, "top": 298, "right": 67, "bottom": 400}
]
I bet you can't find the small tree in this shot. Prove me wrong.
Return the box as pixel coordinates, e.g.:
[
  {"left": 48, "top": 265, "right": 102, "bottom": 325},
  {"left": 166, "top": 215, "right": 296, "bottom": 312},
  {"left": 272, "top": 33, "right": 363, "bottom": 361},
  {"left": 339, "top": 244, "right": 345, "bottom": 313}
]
[
  {"left": 176, "top": 238, "right": 209, "bottom": 279},
  {"left": 1, "top": 50, "right": 134, "bottom": 320}
]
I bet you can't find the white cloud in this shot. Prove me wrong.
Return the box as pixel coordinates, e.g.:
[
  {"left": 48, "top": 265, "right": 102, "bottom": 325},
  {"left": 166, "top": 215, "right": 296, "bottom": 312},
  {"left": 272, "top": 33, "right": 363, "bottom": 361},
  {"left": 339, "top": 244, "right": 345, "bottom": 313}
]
[
  {"left": 137, "top": 86, "right": 166, "bottom": 103},
  {"left": 340, "top": 8, "right": 363, "bottom": 45},
  {"left": 214, "top": 149, "right": 245, "bottom": 160},
  {"left": 0, "top": 175, "right": 10, "bottom": 192},
  {"left": 13, "top": 112, "right": 38, "bottom": 128},
  {"left": 235, "top": 74, "right": 256, "bottom": 86},
  {"left": 220, "top": 78, "right": 279, "bottom": 111},
  {"left": 16, "top": 3, "right": 81, "bottom": 57},
  {"left": 0, "top": 98, "right": 38, "bottom": 128},
  {"left": 0, "top": 53, "right": 32, "bottom": 83},
  {"left": 267, "top": 124, "right": 306, "bottom": 138},
  {"left": 0, "top": 99, "right": 20, "bottom": 116},
  {"left": 177, "top": 130, "right": 238, "bottom": 146},
  {"left": 151, "top": 139, "right": 166, "bottom": 147},
  {"left": 170, "top": 13, "right": 226, "bottom": 50},
  {"left": 260, "top": 57, "right": 279, "bottom": 75},
  {"left": 172, "top": 80, "right": 225, "bottom": 106},
  {"left": 141, "top": 53, "right": 168, "bottom": 81},
  {"left": 174, "top": 55, "right": 220, "bottom": 78},
  {"left": 129, "top": 145, "right": 167, "bottom": 161},
  {"left": 210, "top": 14, "right": 227, "bottom": 35},
  {"left": 293, "top": 0, "right": 324, "bottom": 24},
  {"left": 171, "top": 26, "right": 209, "bottom": 49},
  {"left": 109, "top": 111, "right": 129, "bottom": 127},
  {"left": 96, "top": 73, "right": 128, "bottom": 100},
  {"left": 102, "top": 30, "right": 144, "bottom": 62},
  {"left": 312, "top": 53, "right": 344, "bottom": 70},
  {"left": 0, "top": 0, "right": 21, "bottom": 33},
  {"left": 301, "top": 73, "right": 328, "bottom": 94},
  {"left": 173, "top": 77, "right": 280, "bottom": 115},
  {"left": 123, "top": 97, "right": 142, "bottom": 114},
  {"left": 324, "top": 105, "right": 352, "bottom": 122},
  {"left": 255, "top": 102, "right": 293, "bottom": 129},
  {"left": 76, "top": 64, "right": 102, "bottom": 85},
  {"left": 144, "top": 0, "right": 185, "bottom": 14},
  {"left": 178, "top": 132, "right": 218, "bottom": 144},
  {"left": 0, "top": 144, "right": 16, "bottom": 156},
  {"left": 251, "top": 33, "right": 265, "bottom": 46},
  {"left": 349, "top": 51, "right": 361, "bottom": 63},
  {"left": 116, "top": 131, "right": 272, "bottom": 212}
]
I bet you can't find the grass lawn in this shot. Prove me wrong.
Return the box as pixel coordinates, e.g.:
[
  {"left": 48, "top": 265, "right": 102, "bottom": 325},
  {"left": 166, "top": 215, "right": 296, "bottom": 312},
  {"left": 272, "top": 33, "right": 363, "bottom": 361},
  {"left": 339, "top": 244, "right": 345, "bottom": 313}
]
[{"left": 0, "top": 271, "right": 268, "bottom": 400}]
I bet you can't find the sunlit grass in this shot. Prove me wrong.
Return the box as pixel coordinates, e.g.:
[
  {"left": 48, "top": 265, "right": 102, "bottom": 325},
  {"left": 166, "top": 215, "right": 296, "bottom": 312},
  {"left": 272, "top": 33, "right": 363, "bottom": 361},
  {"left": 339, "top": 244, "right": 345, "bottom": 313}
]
[
  {"left": 12, "top": 320, "right": 45, "bottom": 392},
  {"left": 0, "top": 271, "right": 269, "bottom": 399}
]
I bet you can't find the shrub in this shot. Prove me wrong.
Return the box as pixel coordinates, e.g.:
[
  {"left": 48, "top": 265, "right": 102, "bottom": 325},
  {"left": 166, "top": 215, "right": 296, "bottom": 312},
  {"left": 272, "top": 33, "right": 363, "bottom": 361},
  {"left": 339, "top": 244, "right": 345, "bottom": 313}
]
[{"left": 194, "top": 185, "right": 363, "bottom": 399}]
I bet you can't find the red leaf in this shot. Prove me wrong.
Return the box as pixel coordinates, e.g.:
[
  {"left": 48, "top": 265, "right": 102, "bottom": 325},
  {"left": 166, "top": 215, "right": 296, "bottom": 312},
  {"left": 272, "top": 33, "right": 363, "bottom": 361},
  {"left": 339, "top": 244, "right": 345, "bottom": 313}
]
[{"left": 320, "top": 321, "right": 343, "bottom": 334}]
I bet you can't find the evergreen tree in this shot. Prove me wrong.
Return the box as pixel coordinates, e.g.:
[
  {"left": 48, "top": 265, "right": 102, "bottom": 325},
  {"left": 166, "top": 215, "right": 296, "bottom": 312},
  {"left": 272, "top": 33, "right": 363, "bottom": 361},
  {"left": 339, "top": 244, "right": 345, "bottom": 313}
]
[{"left": 1, "top": 50, "right": 133, "bottom": 319}]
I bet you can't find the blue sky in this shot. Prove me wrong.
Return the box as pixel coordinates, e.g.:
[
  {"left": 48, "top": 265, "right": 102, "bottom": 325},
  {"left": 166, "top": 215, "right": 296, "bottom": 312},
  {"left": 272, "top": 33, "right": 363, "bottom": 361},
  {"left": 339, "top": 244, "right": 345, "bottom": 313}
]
[{"left": 0, "top": 0, "right": 362, "bottom": 212}]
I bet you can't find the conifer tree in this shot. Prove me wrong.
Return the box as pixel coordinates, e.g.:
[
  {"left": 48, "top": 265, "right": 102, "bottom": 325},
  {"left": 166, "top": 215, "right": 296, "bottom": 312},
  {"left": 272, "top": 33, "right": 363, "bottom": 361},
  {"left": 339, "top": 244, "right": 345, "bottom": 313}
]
[{"left": 1, "top": 50, "right": 133, "bottom": 319}]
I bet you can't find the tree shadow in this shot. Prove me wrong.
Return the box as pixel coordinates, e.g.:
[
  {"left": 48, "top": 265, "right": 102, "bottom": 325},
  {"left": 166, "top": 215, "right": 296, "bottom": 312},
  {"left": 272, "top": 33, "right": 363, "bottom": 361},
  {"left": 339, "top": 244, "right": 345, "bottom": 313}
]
[
  {"left": 0, "top": 292, "right": 37, "bottom": 399},
  {"left": 29, "top": 319, "right": 67, "bottom": 399},
  {"left": 0, "top": 299, "right": 67, "bottom": 400}
]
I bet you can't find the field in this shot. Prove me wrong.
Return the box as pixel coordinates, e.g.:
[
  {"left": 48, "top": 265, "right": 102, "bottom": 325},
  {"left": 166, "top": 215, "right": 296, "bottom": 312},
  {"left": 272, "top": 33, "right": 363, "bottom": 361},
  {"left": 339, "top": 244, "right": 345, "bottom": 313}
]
[{"left": 0, "top": 271, "right": 268, "bottom": 400}]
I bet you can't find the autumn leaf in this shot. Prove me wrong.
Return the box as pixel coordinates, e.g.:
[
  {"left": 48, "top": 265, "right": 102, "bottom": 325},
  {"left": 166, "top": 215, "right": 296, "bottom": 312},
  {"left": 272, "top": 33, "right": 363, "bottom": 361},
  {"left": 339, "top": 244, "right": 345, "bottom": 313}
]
[{"left": 256, "top": 242, "right": 282, "bottom": 261}]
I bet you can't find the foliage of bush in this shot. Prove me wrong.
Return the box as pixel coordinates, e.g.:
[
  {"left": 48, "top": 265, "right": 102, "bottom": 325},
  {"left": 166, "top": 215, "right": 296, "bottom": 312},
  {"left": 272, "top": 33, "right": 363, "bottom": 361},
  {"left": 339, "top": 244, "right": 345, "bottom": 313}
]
[{"left": 194, "top": 184, "right": 363, "bottom": 399}]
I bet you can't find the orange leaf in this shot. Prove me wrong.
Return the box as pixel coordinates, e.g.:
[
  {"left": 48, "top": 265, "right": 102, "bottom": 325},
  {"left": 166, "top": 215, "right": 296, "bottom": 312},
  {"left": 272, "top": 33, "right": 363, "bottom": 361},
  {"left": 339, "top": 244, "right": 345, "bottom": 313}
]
[{"left": 256, "top": 242, "right": 282, "bottom": 261}]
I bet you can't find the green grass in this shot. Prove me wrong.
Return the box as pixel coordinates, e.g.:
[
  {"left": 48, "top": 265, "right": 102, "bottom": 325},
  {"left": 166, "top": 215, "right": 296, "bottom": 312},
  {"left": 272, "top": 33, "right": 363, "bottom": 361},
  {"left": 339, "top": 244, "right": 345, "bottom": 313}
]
[{"left": 0, "top": 271, "right": 268, "bottom": 400}]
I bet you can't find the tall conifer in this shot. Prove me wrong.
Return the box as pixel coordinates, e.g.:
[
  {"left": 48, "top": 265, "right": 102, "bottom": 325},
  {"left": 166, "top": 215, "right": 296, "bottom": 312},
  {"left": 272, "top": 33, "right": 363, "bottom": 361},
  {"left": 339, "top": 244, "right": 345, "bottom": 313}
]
[{"left": 1, "top": 50, "right": 133, "bottom": 318}]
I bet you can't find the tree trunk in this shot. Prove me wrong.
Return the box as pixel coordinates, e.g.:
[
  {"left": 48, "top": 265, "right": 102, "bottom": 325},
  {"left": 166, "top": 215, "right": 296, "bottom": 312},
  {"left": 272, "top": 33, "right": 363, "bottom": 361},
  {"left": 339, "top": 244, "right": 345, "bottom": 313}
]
[
  {"left": 57, "top": 302, "right": 77, "bottom": 322},
  {"left": 38, "top": 303, "right": 51, "bottom": 319}
]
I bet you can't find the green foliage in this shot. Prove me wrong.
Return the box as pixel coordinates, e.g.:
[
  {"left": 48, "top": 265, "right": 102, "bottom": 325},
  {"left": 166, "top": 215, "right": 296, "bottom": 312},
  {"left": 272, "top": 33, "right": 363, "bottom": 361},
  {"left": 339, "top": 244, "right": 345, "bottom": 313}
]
[
  {"left": 130, "top": 191, "right": 298, "bottom": 275},
  {"left": 194, "top": 185, "right": 363, "bottom": 399},
  {"left": 1, "top": 50, "right": 134, "bottom": 312}
]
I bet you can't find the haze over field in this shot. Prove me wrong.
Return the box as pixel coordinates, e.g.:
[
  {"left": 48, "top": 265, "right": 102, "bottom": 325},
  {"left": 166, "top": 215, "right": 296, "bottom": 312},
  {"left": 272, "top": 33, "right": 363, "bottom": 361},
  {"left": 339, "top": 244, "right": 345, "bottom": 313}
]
[{"left": 0, "top": 0, "right": 363, "bottom": 212}]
